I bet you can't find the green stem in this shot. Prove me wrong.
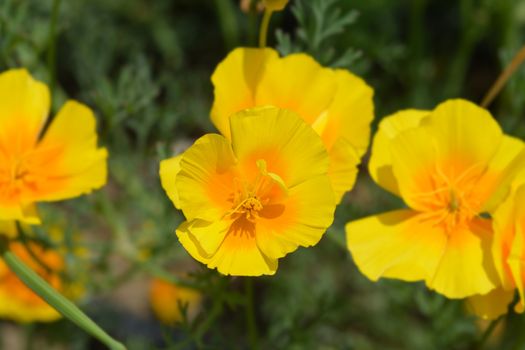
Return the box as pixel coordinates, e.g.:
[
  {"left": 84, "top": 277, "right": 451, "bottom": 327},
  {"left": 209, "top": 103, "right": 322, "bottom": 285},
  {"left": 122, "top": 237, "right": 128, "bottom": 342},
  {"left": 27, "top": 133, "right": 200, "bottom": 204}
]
[
  {"left": 245, "top": 278, "right": 258, "bottom": 350},
  {"left": 47, "top": 0, "right": 61, "bottom": 95},
  {"left": 195, "top": 299, "right": 222, "bottom": 342},
  {"left": 259, "top": 9, "right": 273, "bottom": 48},
  {"left": 16, "top": 222, "right": 53, "bottom": 275},
  {"left": 477, "top": 316, "right": 502, "bottom": 349},
  {"left": 0, "top": 237, "right": 126, "bottom": 350}
]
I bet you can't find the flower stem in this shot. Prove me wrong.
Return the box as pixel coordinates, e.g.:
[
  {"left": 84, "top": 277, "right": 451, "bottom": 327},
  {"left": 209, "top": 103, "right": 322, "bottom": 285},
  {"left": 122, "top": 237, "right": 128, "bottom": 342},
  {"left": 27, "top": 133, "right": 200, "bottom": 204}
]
[
  {"left": 259, "top": 9, "right": 273, "bottom": 48},
  {"left": 245, "top": 278, "right": 259, "bottom": 349},
  {"left": 481, "top": 45, "right": 525, "bottom": 108},
  {"left": 476, "top": 316, "right": 502, "bottom": 349},
  {"left": 0, "top": 236, "right": 126, "bottom": 350},
  {"left": 16, "top": 222, "right": 53, "bottom": 275}
]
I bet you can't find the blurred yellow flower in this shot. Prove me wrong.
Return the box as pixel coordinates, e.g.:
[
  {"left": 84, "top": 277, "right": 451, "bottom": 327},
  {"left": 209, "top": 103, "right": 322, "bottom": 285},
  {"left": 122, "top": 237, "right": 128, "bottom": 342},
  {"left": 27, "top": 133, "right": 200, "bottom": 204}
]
[
  {"left": 346, "top": 99, "right": 525, "bottom": 299},
  {"left": 210, "top": 47, "right": 374, "bottom": 202},
  {"left": 149, "top": 278, "right": 202, "bottom": 325},
  {"left": 263, "top": 0, "right": 289, "bottom": 11},
  {"left": 0, "top": 242, "right": 64, "bottom": 323},
  {"left": 160, "top": 107, "right": 335, "bottom": 276},
  {"left": 470, "top": 178, "right": 525, "bottom": 319},
  {"left": 0, "top": 69, "right": 107, "bottom": 227}
]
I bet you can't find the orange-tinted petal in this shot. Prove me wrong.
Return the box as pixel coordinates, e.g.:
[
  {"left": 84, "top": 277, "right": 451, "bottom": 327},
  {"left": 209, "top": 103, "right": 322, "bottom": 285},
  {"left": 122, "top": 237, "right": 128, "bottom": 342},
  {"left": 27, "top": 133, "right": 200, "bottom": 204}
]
[
  {"left": 256, "top": 175, "right": 335, "bottom": 259},
  {"left": 176, "top": 134, "right": 238, "bottom": 221},
  {"left": 230, "top": 107, "right": 329, "bottom": 188},
  {"left": 421, "top": 99, "right": 502, "bottom": 169},
  {"left": 177, "top": 219, "right": 277, "bottom": 276},
  {"left": 34, "top": 101, "right": 107, "bottom": 202},
  {"left": 389, "top": 126, "right": 438, "bottom": 211},
  {"left": 0, "top": 242, "right": 63, "bottom": 323},
  {"left": 428, "top": 218, "right": 499, "bottom": 298}
]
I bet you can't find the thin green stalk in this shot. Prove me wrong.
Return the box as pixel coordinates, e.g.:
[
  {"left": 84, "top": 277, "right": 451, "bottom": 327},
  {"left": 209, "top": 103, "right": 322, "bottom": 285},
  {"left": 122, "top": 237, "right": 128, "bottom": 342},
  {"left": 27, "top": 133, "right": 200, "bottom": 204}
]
[
  {"left": 481, "top": 45, "right": 525, "bottom": 108},
  {"left": 245, "top": 278, "right": 259, "bottom": 350},
  {"left": 195, "top": 299, "right": 223, "bottom": 342},
  {"left": 476, "top": 316, "right": 502, "bottom": 349},
  {"left": 0, "top": 237, "right": 126, "bottom": 350},
  {"left": 16, "top": 222, "right": 53, "bottom": 275},
  {"left": 173, "top": 298, "right": 223, "bottom": 349},
  {"left": 47, "top": 0, "right": 61, "bottom": 95},
  {"left": 259, "top": 9, "right": 273, "bottom": 48}
]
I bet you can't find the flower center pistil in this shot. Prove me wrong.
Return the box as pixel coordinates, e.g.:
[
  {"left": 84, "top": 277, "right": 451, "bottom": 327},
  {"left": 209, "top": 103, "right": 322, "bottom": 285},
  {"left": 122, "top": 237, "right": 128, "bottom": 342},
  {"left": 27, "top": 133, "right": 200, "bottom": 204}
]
[
  {"left": 240, "top": 196, "right": 264, "bottom": 222},
  {"left": 0, "top": 158, "right": 38, "bottom": 199},
  {"left": 225, "top": 159, "right": 287, "bottom": 223},
  {"left": 410, "top": 162, "right": 484, "bottom": 233}
]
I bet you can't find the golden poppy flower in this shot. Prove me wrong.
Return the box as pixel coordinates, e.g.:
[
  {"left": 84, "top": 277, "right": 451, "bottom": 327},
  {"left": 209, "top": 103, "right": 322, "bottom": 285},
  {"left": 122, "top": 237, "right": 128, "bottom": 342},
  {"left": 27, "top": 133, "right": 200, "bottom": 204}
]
[
  {"left": 0, "top": 69, "right": 107, "bottom": 226},
  {"left": 346, "top": 99, "right": 525, "bottom": 299},
  {"left": 0, "top": 242, "right": 64, "bottom": 322},
  {"left": 149, "top": 278, "right": 202, "bottom": 325},
  {"left": 160, "top": 107, "right": 335, "bottom": 276},
  {"left": 210, "top": 47, "right": 374, "bottom": 202}
]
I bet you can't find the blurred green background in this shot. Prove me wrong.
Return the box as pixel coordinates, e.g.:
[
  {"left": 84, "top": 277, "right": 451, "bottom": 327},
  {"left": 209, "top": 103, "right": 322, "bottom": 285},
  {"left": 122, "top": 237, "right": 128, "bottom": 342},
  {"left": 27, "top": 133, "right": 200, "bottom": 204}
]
[{"left": 2, "top": 0, "right": 525, "bottom": 349}]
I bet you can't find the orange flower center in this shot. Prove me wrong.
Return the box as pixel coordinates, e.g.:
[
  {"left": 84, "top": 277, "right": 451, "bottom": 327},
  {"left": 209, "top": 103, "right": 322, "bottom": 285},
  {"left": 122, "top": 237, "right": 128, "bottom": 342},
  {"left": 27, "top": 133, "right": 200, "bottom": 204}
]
[
  {"left": 239, "top": 196, "right": 264, "bottom": 222},
  {"left": 225, "top": 159, "right": 286, "bottom": 223},
  {"left": 228, "top": 184, "right": 269, "bottom": 223},
  {"left": 411, "top": 161, "right": 484, "bottom": 233},
  {"left": 0, "top": 157, "right": 35, "bottom": 200}
]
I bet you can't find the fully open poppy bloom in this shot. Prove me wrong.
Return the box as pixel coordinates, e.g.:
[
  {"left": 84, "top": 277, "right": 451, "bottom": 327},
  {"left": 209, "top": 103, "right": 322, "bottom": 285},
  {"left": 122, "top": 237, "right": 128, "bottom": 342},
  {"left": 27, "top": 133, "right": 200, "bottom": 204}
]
[
  {"left": 210, "top": 47, "right": 374, "bottom": 202},
  {"left": 149, "top": 278, "right": 202, "bottom": 325},
  {"left": 346, "top": 99, "right": 525, "bottom": 299},
  {"left": 0, "top": 69, "right": 107, "bottom": 226},
  {"left": 0, "top": 242, "right": 64, "bottom": 322},
  {"left": 160, "top": 107, "right": 335, "bottom": 276}
]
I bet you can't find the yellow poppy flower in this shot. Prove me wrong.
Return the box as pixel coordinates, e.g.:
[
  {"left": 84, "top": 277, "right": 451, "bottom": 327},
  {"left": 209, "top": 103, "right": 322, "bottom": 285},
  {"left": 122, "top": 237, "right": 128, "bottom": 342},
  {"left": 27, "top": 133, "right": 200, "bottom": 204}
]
[
  {"left": 0, "top": 242, "right": 64, "bottom": 323},
  {"left": 149, "top": 278, "right": 202, "bottom": 325},
  {"left": 160, "top": 107, "right": 336, "bottom": 276},
  {"left": 346, "top": 99, "right": 525, "bottom": 299},
  {"left": 0, "top": 69, "right": 107, "bottom": 226},
  {"left": 210, "top": 47, "right": 374, "bottom": 202}
]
